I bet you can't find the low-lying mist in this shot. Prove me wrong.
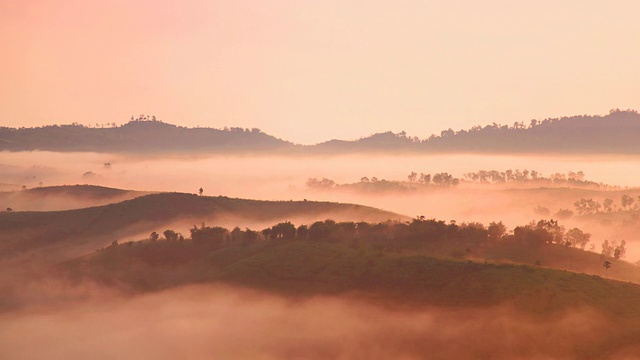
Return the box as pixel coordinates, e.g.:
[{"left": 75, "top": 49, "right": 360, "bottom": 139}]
[
  {"left": 0, "top": 283, "right": 631, "bottom": 360},
  {"left": 4, "top": 151, "right": 640, "bottom": 260}
]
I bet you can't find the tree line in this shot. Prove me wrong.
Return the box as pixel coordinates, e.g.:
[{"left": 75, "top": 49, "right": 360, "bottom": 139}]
[
  {"left": 105, "top": 217, "right": 624, "bottom": 261},
  {"left": 574, "top": 195, "right": 640, "bottom": 215}
]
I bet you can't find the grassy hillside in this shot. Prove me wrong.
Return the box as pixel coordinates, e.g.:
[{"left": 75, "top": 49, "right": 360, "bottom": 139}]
[
  {"left": 61, "top": 239, "right": 640, "bottom": 319},
  {"left": 0, "top": 192, "right": 404, "bottom": 261},
  {"left": 0, "top": 185, "right": 149, "bottom": 211}
]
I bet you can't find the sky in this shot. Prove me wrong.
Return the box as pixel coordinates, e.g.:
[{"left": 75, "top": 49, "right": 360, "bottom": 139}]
[{"left": 2, "top": 0, "right": 640, "bottom": 145}]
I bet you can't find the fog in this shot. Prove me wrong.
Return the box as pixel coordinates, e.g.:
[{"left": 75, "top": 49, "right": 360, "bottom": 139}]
[
  {"left": 3, "top": 151, "right": 640, "bottom": 195},
  {"left": 0, "top": 283, "right": 631, "bottom": 360},
  {"left": 4, "top": 151, "right": 640, "bottom": 358},
  {"left": 3, "top": 151, "right": 640, "bottom": 259}
]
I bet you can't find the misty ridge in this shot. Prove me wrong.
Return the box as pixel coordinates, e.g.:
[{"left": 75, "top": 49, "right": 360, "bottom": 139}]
[
  {"left": 4, "top": 185, "right": 640, "bottom": 358},
  {"left": 4, "top": 109, "right": 640, "bottom": 154},
  {"left": 5, "top": 199, "right": 640, "bottom": 359}
]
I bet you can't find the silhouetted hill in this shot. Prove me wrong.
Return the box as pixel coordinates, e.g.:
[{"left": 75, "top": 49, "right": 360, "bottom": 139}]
[
  {"left": 0, "top": 120, "right": 294, "bottom": 153},
  {"left": 421, "top": 109, "right": 640, "bottom": 154},
  {"left": 4, "top": 110, "right": 640, "bottom": 154},
  {"left": 0, "top": 185, "right": 149, "bottom": 211},
  {"left": 0, "top": 192, "right": 404, "bottom": 261},
  {"left": 314, "top": 110, "right": 640, "bottom": 154}
]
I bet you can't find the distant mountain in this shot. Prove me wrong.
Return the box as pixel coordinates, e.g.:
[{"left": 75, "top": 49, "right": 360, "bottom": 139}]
[
  {"left": 313, "top": 109, "right": 640, "bottom": 154},
  {"left": 0, "top": 120, "right": 294, "bottom": 153},
  {"left": 4, "top": 110, "right": 640, "bottom": 154}
]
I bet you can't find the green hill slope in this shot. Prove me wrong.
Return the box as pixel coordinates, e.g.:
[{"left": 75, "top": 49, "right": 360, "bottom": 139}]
[
  {"left": 61, "top": 239, "right": 640, "bottom": 320},
  {"left": 0, "top": 192, "right": 405, "bottom": 261}
]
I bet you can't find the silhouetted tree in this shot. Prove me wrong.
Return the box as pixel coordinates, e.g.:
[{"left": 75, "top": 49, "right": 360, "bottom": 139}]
[
  {"left": 150, "top": 231, "right": 159, "bottom": 242},
  {"left": 601, "top": 240, "right": 614, "bottom": 257},
  {"left": 487, "top": 221, "right": 507, "bottom": 240},
  {"left": 306, "top": 178, "right": 336, "bottom": 189},
  {"left": 614, "top": 240, "right": 627, "bottom": 260},
  {"left": 297, "top": 224, "right": 309, "bottom": 239},
  {"left": 621, "top": 194, "right": 634, "bottom": 210},
  {"left": 574, "top": 198, "right": 601, "bottom": 215},
  {"left": 603, "top": 260, "right": 612, "bottom": 277},
  {"left": 198, "top": 187, "right": 203, "bottom": 196},
  {"left": 270, "top": 222, "right": 296, "bottom": 240},
  {"left": 565, "top": 228, "right": 591, "bottom": 249},
  {"left": 554, "top": 208, "right": 574, "bottom": 220},
  {"left": 190, "top": 225, "right": 228, "bottom": 247},
  {"left": 163, "top": 229, "right": 178, "bottom": 242}
]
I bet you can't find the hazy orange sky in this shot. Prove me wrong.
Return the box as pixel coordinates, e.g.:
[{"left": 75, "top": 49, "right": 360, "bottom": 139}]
[{"left": 2, "top": 0, "right": 640, "bottom": 144}]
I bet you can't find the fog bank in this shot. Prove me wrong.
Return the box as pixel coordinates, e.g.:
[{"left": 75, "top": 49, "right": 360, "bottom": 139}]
[{"left": 0, "top": 284, "right": 631, "bottom": 360}]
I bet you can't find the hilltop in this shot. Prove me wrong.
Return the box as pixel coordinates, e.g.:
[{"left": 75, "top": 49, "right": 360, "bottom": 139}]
[
  {"left": 314, "top": 109, "right": 640, "bottom": 154},
  {"left": 0, "top": 192, "right": 405, "bottom": 262},
  {"left": 3, "top": 110, "right": 640, "bottom": 154},
  {"left": 60, "top": 233, "right": 640, "bottom": 327},
  {"left": 0, "top": 184, "right": 149, "bottom": 211},
  {"left": 0, "top": 119, "right": 293, "bottom": 153}
]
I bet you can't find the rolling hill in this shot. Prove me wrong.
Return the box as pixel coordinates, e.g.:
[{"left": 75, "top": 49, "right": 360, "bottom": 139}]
[
  {"left": 61, "top": 238, "right": 640, "bottom": 322},
  {"left": 4, "top": 110, "right": 640, "bottom": 154},
  {"left": 0, "top": 192, "right": 405, "bottom": 262},
  {"left": 0, "top": 184, "right": 150, "bottom": 211}
]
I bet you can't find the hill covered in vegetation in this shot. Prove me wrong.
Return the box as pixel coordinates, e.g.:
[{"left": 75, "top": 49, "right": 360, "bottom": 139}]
[
  {"left": 4, "top": 110, "right": 640, "bottom": 154},
  {"left": 0, "top": 116, "right": 293, "bottom": 153},
  {"left": 0, "top": 192, "right": 404, "bottom": 261},
  {"left": 59, "top": 217, "right": 640, "bottom": 325}
]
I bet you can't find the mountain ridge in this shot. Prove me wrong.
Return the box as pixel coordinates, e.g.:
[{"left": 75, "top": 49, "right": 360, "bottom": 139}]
[{"left": 3, "top": 109, "right": 640, "bottom": 154}]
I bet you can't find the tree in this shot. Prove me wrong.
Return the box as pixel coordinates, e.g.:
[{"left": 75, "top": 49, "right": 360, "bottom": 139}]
[
  {"left": 603, "top": 198, "right": 614, "bottom": 213},
  {"left": 190, "top": 225, "right": 228, "bottom": 247},
  {"left": 565, "top": 228, "right": 591, "bottom": 249},
  {"left": 601, "top": 240, "right": 614, "bottom": 257},
  {"left": 573, "top": 198, "right": 601, "bottom": 215},
  {"left": 297, "top": 224, "right": 309, "bottom": 239},
  {"left": 621, "top": 194, "right": 634, "bottom": 211},
  {"left": 198, "top": 187, "right": 203, "bottom": 196},
  {"left": 6, "top": 207, "right": 12, "bottom": 212},
  {"left": 603, "top": 260, "right": 612, "bottom": 277},
  {"left": 306, "top": 178, "right": 336, "bottom": 189},
  {"left": 163, "top": 229, "right": 178, "bottom": 242},
  {"left": 487, "top": 221, "right": 507, "bottom": 240},
  {"left": 407, "top": 171, "right": 418, "bottom": 183},
  {"left": 270, "top": 222, "right": 296, "bottom": 240},
  {"left": 419, "top": 173, "right": 431, "bottom": 184},
  {"left": 554, "top": 208, "right": 574, "bottom": 220},
  {"left": 150, "top": 231, "right": 159, "bottom": 242},
  {"left": 614, "top": 240, "right": 627, "bottom": 260}
]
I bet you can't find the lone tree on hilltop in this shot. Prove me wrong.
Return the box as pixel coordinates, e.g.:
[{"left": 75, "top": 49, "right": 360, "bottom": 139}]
[{"left": 603, "top": 260, "right": 612, "bottom": 277}]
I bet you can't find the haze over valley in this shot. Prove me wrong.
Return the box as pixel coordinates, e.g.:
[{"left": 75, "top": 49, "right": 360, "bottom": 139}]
[{"left": 4, "top": 0, "right": 640, "bottom": 358}]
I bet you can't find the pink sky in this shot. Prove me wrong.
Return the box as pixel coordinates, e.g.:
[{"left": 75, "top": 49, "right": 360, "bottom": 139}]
[{"left": 1, "top": 0, "right": 640, "bottom": 144}]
